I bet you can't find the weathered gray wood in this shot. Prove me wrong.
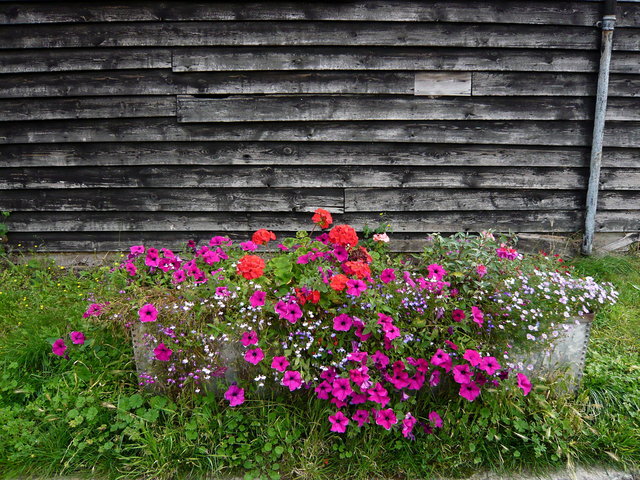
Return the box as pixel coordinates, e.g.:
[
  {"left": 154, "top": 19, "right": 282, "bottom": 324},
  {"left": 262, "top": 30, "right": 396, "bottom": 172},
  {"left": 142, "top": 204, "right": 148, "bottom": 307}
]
[
  {"left": 0, "top": 22, "right": 603, "bottom": 50},
  {"left": 346, "top": 189, "right": 640, "bottom": 212},
  {"left": 0, "top": 96, "right": 176, "bottom": 121},
  {"left": 177, "top": 95, "right": 602, "bottom": 122},
  {"left": 6, "top": 1, "right": 632, "bottom": 26},
  {"left": 0, "top": 70, "right": 423, "bottom": 97},
  {"left": 172, "top": 47, "right": 601, "bottom": 73},
  {"left": 0, "top": 48, "right": 172, "bottom": 73},
  {"left": 4, "top": 210, "right": 584, "bottom": 234},
  {"left": 0, "top": 165, "right": 599, "bottom": 190},
  {"left": 0, "top": 188, "right": 344, "bottom": 212},
  {"left": 414, "top": 72, "right": 471, "bottom": 96},
  {"left": 0, "top": 143, "right": 600, "bottom": 168},
  {"left": 473, "top": 72, "right": 640, "bottom": 97},
  {"left": 0, "top": 118, "right": 606, "bottom": 146}
]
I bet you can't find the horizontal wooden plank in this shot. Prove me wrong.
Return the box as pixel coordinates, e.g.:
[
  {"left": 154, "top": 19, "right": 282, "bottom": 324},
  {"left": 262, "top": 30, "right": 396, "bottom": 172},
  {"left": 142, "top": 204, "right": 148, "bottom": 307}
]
[
  {"left": 172, "top": 47, "right": 602, "bottom": 73},
  {"left": 4, "top": 118, "right": 636, "bottom": 147},
  {"left": 345, "top": 189, "right": 640, "bottom": 212},
  {"left": 0, "top": 96, "right": 176, "bottom": 121},
  {"left": 414, "top": 72, "right": 471, "bottom": 96},
  {"left": 0, "top": 70, "right": 423, "bottom": 97},
  {"left": 8, "top": 210, "right": 635, "bottom": 236},
  {"left": 0, "top": 143, "right": 602, "bottom": 168},
  {"left": 0, "top": 22, "right": 603, "bottom": 50},
  {"left": 473, "top": 72, "right": 640, "bottom": 97},
  {"left": 177, "top": 95, "right": 602, "bottom": 122},
  {"left": 5, "top": 1, "right": 630, "bottom": 26},
  {"left": 0, "top": 188, "right": 344, "bottom": 212},
  {"left": 0, "top": 48, "right": 172, "bottom": 73},
  {"left": 0, "top": 165, "right": 603, "bottom": 190},
  {"left": 172, "top": 48, "right": 639, "bottom": 74}
]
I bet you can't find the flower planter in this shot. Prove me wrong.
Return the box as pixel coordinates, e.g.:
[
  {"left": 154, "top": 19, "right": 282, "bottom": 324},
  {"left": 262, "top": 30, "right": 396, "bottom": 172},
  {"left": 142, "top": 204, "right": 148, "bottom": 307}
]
[{"left": 513, "top": 313, "right": 594, "bottom": 392}]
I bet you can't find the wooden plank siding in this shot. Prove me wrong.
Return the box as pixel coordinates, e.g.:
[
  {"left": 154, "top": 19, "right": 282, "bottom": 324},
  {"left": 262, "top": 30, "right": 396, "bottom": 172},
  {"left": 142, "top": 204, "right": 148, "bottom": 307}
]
[{"left": 0, "top": 0, "right": 638, "bottom": 252}]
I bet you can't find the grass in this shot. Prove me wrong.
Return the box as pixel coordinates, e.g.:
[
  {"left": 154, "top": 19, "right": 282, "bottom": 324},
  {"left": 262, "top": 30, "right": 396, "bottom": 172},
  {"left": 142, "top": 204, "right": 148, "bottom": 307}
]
[{"left": 0, "top": 252, "right": 638, "bottom": 479}]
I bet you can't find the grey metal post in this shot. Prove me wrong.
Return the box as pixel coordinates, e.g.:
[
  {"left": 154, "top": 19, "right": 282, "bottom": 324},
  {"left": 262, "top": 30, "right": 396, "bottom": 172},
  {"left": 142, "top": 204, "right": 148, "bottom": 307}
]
[{"left": 582, "top": 7, "right": 616, "bottom": 255}]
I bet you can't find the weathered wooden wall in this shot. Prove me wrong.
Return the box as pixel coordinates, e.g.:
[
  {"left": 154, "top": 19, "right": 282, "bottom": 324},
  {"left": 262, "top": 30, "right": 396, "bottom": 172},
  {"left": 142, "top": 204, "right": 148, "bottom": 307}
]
[{"left": 1, "top": 1, "right": 639, "bottom": 251}]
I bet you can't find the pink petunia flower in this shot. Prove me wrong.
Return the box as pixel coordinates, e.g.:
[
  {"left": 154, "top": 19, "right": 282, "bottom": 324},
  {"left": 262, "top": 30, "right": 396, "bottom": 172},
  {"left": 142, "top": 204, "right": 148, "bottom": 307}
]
[
  {"left": 154, "top": 342, "right": 173, "bottom": 361},
  {"left": 459, "top": 381, "right": 481, "bottom": 401},
  {"left": 451, "top": 309, "right": 466, "bottom": 322},
  {"left": 328, "top": 411, "right": 349, "bottom": 433},
  {"left": 429, "top": 370, "right": 441, "bottom": 387},
  {"left": 271, "top": 356, "right": 290, "bottom": 373},
  {"left": 138, "top": 303, "right": 158, "bottom": 322},
  {"left": 239, "top": 241, "right": 258, "bottom": 251},
  {"left": 367, "top": 382, "right": 390, "bottom": 407},
  {"left": 430, "top": 349, "right": 452, "bottom": 372},
  {"left": 224, "top": 384, "right": 245, "bottom": 406},
  {"left": 83, "top": 303, "right": 103, "bottom": 318},
  {"left": 479, "top": 356, "right": 501, "bottom": 376},
  {"left": 346, "top": 279, "right": 367, "bottom": 297},
  {"left": 517, "top": 373, "right": 532, "bottom": 396},
  {"left": 249, "top": 290, "right": 266, "bottom": 308},
  {"left": 476, "top": 264, "right": 487, "bottom": 278},
  {"left": 375, "top": 408, "right": 398, "bottom": 430},
  {"left": 371, "top": 350, "right": 389, "bottom": 369},
  {"left": 129, "top": 245, "right": 145, "bottom": 255},
  {"left": 172, "top": 269, "right": 186, "bottom": 284},
  {"left": 240, "top": 331, "right": 258, "bottom": 347},
  {"left": 315, "top": 380, "right": 332, "bottom": 400},
  {"left": 352, "top": 409, "right": 370, "bottom": 427},
  {"left": 281, "top": 370, "right": 302, "bottom": 391},
  {"left": 244, "top": 348, "right": 264, "bottom": 365},
  {"left": 427, "top": 263, "right": 447, "bottom": 281},
  {"left": 428, "top": 411, "right": 443, "bottom": 428},
  {"left": 453, "top": 364, "right": 473, "bottom": 384},
  {"left": 331, "top": 377, "right": 353, "bottom": 402},
  {"left": 125, "top": 262, "right": 137, "bottom": 276},
  {"left": 402, "top": 413, "right": 417, "bottom": 438},
  {"left": 380, "top": 268, "right": 396, "bottom": 284},
  {"left": 333, "top": 314, "right": 353, "bottom": 332},
  {"left": 52, "top": 339, "right": 67, "bottom": 356},
  {"left": 275, "top": 301, "right": 303, "bottom": 323},
  {"left": 69, "top": 331, "right": 85, "bottom": 345},
  {"left": 463, "top": 349, "right": 482, "bottom": 367},
  {"left": 471, "top": 306, "right": 484, "bottom": 326}
]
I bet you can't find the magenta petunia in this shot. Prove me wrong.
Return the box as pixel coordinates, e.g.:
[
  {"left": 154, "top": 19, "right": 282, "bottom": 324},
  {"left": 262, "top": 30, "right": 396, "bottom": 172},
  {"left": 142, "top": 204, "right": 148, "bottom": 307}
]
[
  {"left": 352, "top": 409, "right": 370, "bottom": 427},
  {"left": 367, "top": 382, "right": 390, "bottom": 407},
  {"left": 451, "top": 309, "right": 466, "bottom": 322},
  {"left": 459, "top": 381, "right": 481, "bottom": 402},
  {"left": 315, "top": 380, "right": 332, "bottom": 400},
  {"left": 517, "top": 373, "right": 532, "bottom": 396},
  {"left": 333, "top": 313, "right": 353, "bottom": 332},
  {"left": 281, "top": 370, "right": 302, "bottom": 391},
  {"left": 224, "top": 384, "right": 245, "bottom": 406},
  {"left": 471, "top": 306, "right": 484, "bottom": 326},
  {"left": 154, "top": 342, "right": 173, "bottom": 361},
  {"left": 430, "top": 349, "right": 452, "bottom": 372},
  {"left": 429, "top": 369, "right": 441, "bottom": 387},
  {"left": 125, "top": 262, "right": 137, "bottom": 276},
  {"left": 138, "top": 303, "right": 158, "bottom": 323},
  {"left": 275, "top": 301, "right": 303, "bottom": 323},
  {"left": 129, "top": 245, "right": 145, "bottom": 255},
  {"left": 427, "top": 263, "right": 447, "bottom": 281},
  {"left": 380, "top": 268, "right": 396, "bottom": 284},
  {"left": 241, "top": 331, "right": 258, "bottom": 347},
  {"left": 52, "top": 338, "right": 67, "bottom": 356},
  {"left": 83, "top": 303, "right": 103, "bottom": 318},
  {"left": 428, "top": 411, "right": 443, "bottom": 428},
  {"left": 375, "top": 408, "right": 398, "bottom": 430},
  {"left": 328, "top": 411, "right": 349, "bottom": 433},
  {"left": 331, "top": 377, "right": 353, "bottom": 402},
  {"left": 402, "top": 413, "right": 417, "bottom": 438},
  {"left": 345, "top": 279, "right": 367, "bottom": 297},
  {"left": 172, "top": 269, "right": 186, "bottom": 284},
  {"left": 476, "top": 264, "right": 487, "bottom": 278},
  {"left": 249, "top": 290, "right": 266, "bottom": 308},
  {"left": 479, "top": 356, "right": 501, "bottom": 376},
  {"left": 453, "top": 364, "right": 473, "bottom": 384},
  {"left": 383, "top": 323, "right": 401, "bottom": 341},
  {"left": 271, "top": 355, "right": 290, "bottom": 373},
  {"left": 239, "top": 241, "right": 258, "bottom": 251},
  {"left": 463, "top": 349, "right": 482, "bottom": 367},
  {"left": 371, "top": 350, "right": 390, "bottom": 368},
  {"left": 69, "top": 331, "right": 85, "bottom": 345},
  {"left": 244, "top": 347, "right": 264, "bottom": 365}
]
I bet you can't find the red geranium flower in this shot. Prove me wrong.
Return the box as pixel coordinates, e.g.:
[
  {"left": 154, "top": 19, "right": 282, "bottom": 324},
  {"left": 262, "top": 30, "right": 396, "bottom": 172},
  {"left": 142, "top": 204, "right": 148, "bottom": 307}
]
[
  {"left": 312, "top": 208, "right": 333, "bottom": 229},
  {"left": 330, "top": 274, "right": 349, "bottom": 291},
  {"left": 237, "top": 255, "right": 266, "bottom": 280},
  {"left": 252, "top": 229, "right": 276, "bottom": 245},
  {"left": 342, "top": 261, "right": 371, "bottom": 279},
  {"left": 328, "top": 224, "right": 358, "bottom": 247}
]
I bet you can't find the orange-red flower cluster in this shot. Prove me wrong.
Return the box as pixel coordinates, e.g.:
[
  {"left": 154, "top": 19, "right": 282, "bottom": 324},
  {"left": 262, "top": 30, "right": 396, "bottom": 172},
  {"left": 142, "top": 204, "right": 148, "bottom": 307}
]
[
  {"left": 328, "top": 224, "right": 358, "bottom": 247},
  {"left": 252, "top": 229, "right": 276, "bottom": 245},
  {"left": 329, "top": 274, "right": 349, "bottom": 291},
  {"left": 237, "top": 255, "right": 266, "bottom": 279},
  {"left": 312, "top": 208, "right": 333, "bottom": 229},
  {"left": 295, "top": 288, "right": 321, "bottom": 305},
  {"left": 342, "top": 260, "right": 371, "bottom": 279}
]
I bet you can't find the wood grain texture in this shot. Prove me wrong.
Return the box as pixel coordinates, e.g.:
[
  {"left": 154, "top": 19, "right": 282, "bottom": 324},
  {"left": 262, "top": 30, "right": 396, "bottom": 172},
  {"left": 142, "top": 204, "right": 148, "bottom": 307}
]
[
  {"left": 0, "top": 48, "right": 171, "bottom": 73},
  {"left": 414, "top": 72, "right": 471, "bottom": 96},
  {"left": 5, "top": 118, "right": 637, "bottom": 147},
  {"left": 0, "top": 143, "right": 605, "bottom": 168},
  {"left": 473, "top": 72, "right": 640, "bottom": 97},
  {"left": 0, "top": 188, "right": 344, "bottom": 212},
  {"left": 177, "top": 95, "right": 600, "bottom": 122},
  {"left": 0, "top": 22, "right": 605, "bottom": 50},
  {"left": 0, "top": 165, "right": 605, "bottom": 190},
  {"left": 6, "top": 1, "right": 633, "bottom": 26},
  {"left": 0, "top": 96, "right": 176, "bottom": 121}
]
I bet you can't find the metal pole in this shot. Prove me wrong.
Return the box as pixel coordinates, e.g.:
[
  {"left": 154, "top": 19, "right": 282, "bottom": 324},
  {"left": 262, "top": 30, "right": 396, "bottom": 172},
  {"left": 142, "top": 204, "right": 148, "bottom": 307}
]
[{"left": 582, "top": 5, "right": 616, "bottom": 256}]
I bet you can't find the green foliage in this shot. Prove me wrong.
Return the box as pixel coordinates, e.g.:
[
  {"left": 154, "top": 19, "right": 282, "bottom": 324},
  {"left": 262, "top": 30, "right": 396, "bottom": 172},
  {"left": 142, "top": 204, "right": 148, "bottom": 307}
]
[{"left": 0, "top": 211, "right": 9, "bottom": 255}]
